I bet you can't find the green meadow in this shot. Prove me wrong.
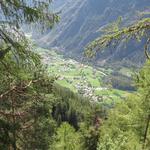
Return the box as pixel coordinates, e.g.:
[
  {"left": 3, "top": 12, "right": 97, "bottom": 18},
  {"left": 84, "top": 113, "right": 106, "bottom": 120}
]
[{"left": 36, "top": 47, "right": 127, "bottom": 104}]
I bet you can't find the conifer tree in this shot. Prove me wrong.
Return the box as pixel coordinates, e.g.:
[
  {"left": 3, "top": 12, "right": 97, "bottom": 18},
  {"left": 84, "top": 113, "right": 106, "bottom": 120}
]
[
  {"left": 0, "top": 1, "right": 59, "bottom": 149},
  {"left": 86, "top": 17, "right": 150, "bottom": 150}
]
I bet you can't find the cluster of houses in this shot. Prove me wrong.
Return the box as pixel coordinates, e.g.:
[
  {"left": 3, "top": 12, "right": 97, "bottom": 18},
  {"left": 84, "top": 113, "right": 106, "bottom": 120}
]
[{"left": 41, "top": 50, "right": 109, "bottom": 102}]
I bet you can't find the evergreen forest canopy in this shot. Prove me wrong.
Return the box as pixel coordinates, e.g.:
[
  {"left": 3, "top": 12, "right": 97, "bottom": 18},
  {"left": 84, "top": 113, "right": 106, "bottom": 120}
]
[{"left": 0, "top": 0, "right": 150, "bottom": 150}]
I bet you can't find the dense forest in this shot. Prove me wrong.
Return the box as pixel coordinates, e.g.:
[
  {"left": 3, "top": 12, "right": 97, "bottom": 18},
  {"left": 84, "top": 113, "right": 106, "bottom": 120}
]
[{"left": 0, "top": 0, "right": 150, "bottom": 150}]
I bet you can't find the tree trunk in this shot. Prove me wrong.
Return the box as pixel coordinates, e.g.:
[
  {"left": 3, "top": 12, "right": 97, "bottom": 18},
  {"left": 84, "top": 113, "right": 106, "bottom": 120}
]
[{"left": 143, "top": 114, "right": 150, "bottom": 149}]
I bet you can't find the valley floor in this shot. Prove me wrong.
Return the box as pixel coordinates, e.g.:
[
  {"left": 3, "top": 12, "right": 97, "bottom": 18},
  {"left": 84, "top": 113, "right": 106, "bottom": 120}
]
[{"left": 36, "top": 47, "right": 128, "bottom": 105}]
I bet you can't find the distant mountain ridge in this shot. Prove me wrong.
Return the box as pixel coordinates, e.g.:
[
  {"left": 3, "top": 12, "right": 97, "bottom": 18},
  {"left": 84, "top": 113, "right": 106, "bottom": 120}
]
[{"left": 39, "top": 0, "right": 150, "bottom": 67}]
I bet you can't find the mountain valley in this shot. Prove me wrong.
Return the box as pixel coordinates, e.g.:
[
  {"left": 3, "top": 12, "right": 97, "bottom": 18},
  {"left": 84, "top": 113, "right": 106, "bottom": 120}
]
[
  {"left": 38, "top": 0, "right": 150, "bottom": 68},
  {"left": 35, "top": 47, "right": 130, "bottom": 105}
]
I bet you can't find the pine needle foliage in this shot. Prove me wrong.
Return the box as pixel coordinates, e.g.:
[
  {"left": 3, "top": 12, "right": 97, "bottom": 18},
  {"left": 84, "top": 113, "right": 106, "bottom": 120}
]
[{"left": 85, "top": 18, "right": 150, "bottom": 57}]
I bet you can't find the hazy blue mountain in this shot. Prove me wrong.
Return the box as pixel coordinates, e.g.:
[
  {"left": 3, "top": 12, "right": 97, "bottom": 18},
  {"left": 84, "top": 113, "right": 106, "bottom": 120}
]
[
  {"left": 39, "top": 0, "right": 150, "bottom": 67},
  {"left": 51, "top": 0, "right": 68, "bottom": 11}
]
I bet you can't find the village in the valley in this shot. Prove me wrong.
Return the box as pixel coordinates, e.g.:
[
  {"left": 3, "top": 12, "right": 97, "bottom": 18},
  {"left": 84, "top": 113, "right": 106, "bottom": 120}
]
[{"left": 36, "top": 47, "right": 127, "bottom": 105}]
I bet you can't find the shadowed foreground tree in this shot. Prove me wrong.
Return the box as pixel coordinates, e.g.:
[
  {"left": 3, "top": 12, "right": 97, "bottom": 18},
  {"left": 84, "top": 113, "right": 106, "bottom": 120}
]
[{"left": 0, "top": 0, "right": 59, "bottom": 149}]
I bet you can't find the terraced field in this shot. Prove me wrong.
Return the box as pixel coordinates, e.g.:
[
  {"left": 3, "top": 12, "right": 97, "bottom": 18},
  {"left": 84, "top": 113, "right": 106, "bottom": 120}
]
[{"left": 36, "top": 47, "right": 128, "bottom": 104}]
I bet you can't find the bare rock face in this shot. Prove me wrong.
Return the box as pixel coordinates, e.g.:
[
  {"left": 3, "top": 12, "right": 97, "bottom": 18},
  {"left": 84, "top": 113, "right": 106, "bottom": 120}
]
[{"left": 39, "top": 0, "right": 150, "bottom": 67}]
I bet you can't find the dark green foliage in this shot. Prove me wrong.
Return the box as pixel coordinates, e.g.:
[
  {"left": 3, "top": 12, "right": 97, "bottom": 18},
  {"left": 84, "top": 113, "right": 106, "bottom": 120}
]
[
  {"left": 80, "top": 124, "right": 100, "bottom": 150},
  {"left": 103, "top": 72, "right": 135, "bottom": 91},
  {"left": 0, "top": 52, "right": 56, "bottom": 149},
  {"left": 0, "top": 119, "right": 16, "bottom": 150},
  {"left": 52, "top": 84, "right": 100, "bottom": 130},
  {"left": 22, "top": 116, "right": 57, "bottom": 150},
  {"left": 0, "top": 0, "right": 59, "bottom": 149},
  {"left": 52, "top": 99, "right": 78, "bottom": 129}
]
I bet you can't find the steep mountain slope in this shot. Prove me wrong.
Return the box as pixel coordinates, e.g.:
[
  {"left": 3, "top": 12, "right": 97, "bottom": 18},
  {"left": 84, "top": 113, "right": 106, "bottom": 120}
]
[{"left": 39, "top": 0, "right": 150, "bottom": 67}]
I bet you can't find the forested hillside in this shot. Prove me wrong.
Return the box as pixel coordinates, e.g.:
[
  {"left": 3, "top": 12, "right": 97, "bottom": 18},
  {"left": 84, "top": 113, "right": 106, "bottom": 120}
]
[{"left": 0, "top": 0, "right": 150, "bottom": 150}]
